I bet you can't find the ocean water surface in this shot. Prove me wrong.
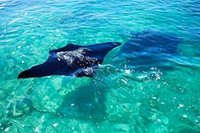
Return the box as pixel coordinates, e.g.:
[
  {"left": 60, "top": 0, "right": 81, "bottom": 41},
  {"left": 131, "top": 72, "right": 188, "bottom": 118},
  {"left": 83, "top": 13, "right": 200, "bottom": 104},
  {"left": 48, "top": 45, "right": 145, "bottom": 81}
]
[{"left": 0, "top": 0, "right": 200, "bottom": 132}]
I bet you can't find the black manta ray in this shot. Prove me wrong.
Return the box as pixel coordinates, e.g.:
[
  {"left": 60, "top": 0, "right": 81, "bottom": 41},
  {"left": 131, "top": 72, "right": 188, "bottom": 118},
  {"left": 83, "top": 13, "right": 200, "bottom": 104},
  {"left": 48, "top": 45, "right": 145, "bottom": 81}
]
[{"left": 18, "top": 42, "right": 121, "bottom": 79}]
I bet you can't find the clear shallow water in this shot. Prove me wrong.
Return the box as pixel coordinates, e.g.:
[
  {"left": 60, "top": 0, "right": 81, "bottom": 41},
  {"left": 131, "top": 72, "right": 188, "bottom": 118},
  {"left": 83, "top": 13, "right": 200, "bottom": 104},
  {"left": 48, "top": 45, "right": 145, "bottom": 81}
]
[{"left": 0, "top": 0, "right": 200, "bottom": 132}]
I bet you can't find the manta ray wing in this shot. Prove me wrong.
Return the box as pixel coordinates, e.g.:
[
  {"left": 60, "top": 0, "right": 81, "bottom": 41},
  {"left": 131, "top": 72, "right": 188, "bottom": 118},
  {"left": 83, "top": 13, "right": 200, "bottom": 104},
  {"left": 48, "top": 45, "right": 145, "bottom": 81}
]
[{"left": 18, "top": 57, "right": 69, "bottom": 79}]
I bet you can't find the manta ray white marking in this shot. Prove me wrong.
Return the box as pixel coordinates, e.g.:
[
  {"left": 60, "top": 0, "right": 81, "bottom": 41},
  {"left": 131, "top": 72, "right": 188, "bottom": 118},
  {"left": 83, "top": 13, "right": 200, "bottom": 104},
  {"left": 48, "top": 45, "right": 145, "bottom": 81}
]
[{"left": 56, "top": 48, "right": 97, "bottom": 65}]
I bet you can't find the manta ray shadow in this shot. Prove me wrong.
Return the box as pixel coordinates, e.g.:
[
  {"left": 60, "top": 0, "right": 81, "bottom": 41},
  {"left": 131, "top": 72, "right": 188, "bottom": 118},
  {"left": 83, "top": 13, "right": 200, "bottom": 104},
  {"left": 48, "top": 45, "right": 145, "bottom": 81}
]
[
  {"left": 115, "top": 30, "right": 181, "bottom": 72},
  {"left": 56, "top": 78, "right": 107, "bottom": 122}
]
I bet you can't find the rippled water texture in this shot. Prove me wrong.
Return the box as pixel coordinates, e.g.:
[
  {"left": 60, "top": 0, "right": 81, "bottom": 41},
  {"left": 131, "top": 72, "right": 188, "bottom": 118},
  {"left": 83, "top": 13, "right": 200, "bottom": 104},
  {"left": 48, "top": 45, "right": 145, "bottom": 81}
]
[{"left": 0, "top": 0, "right": 200, "bottom": 132}]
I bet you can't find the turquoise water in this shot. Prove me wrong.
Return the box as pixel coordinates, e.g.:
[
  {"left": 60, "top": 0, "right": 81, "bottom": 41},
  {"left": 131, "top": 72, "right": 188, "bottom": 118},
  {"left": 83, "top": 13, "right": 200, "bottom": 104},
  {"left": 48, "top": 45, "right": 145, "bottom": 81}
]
[{"left": 0, "top": 0, "right": 200, "bottom": 132}]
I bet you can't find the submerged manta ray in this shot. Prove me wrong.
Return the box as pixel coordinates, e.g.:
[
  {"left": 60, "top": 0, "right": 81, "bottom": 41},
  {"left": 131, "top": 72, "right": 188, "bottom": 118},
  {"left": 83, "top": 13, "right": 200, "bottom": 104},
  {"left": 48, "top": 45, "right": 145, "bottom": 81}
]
[
  {"left": 18, "top": 42, "right": 121, "bottom": 79},
  {"left": 116, "top": 31, "right": 181, "bottom": 68}
]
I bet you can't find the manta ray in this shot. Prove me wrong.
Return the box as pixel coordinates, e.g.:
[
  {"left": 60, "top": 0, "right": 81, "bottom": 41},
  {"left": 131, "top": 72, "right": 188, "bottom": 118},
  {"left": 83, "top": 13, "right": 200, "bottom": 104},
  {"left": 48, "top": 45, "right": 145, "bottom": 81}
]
[{"left": 18, "top": 42, "right": 121, "bottom": 79}]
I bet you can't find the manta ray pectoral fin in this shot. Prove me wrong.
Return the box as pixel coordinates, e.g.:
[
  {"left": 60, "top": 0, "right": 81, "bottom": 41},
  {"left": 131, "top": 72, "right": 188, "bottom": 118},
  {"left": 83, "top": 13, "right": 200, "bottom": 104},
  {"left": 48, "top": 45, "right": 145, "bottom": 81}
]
[
  {"left": 74, "top": 67, "right": 96, "bottom": 77},
  {"left": 18, "top": 62, "right": 53, "bottom": 79},
  {"left": 18, "top": 59, "right": 66, "bottom": 79}
]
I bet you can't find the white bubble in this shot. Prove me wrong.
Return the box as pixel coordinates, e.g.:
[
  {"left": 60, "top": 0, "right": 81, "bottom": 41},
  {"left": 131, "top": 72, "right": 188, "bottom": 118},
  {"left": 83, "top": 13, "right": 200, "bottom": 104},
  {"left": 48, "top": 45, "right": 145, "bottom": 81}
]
[
  {"left": 52, "top": 123, "right": 58, "bottom": 128},
  {"left": 178, "top": 103, "right": 184, "bottom": 108},
  {"left": 34, "top": 127, "right": 40, "bottom": 133},
  {"left": 4, "top": 127, "right": 10, "bottom": 132},
  {"left": 183, "top": 114, "right": 188, "bottom": 118},
  {"left": 124, "top": 69, "right": 131, "bottom": 74}
]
